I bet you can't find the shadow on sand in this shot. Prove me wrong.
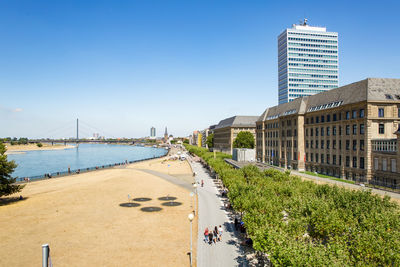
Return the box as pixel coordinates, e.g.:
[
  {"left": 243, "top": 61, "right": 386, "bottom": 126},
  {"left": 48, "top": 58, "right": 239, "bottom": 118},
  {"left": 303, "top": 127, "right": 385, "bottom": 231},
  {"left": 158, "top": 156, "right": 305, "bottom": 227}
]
[{"left": 0, "top": 196, "right": 28, "bottom": 206}]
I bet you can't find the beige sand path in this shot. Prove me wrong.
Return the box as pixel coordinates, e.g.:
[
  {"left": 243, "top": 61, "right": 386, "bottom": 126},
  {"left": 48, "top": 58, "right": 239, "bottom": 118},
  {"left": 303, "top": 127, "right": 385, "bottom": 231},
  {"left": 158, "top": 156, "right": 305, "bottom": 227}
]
[{"left": 0, "top": 158, "right": 197, "bottom": 267}]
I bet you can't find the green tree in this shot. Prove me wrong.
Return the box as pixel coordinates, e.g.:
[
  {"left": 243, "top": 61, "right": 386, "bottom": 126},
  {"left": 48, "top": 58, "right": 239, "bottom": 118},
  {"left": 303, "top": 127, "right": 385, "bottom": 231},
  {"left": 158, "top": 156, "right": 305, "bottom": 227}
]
[
  {"left": 36, "top": 143, "right": 43, "bottom": 147},
  {"left": 233, "top": 131, "right": 255, "bottom": 149},
  {"left": 206, "top": 133, "right": 214, "bottom": 148},
  {"left": 0, "top": 142, "right": 24, "bottom": 197}
]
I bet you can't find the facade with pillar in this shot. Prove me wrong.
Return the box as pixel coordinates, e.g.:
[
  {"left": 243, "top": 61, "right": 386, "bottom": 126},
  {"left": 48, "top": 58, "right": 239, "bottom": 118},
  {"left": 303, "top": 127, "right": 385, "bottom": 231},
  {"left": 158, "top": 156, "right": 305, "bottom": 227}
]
[{"left": 256, "top": 78, "right": 400, "bottom": 186}]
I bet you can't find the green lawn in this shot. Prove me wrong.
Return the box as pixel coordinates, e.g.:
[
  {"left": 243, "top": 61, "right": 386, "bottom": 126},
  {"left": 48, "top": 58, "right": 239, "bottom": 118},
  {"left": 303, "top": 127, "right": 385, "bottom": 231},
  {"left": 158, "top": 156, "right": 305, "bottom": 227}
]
[{"left": 301, "top": 171, "right": 355, "bottom": 184}]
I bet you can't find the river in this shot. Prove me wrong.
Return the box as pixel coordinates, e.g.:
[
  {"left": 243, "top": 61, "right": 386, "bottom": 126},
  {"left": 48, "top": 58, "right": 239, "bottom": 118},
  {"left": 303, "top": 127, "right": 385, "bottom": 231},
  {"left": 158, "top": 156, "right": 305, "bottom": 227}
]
[{"left": 7, "top": 143, "right": 168, "bottom": 180}]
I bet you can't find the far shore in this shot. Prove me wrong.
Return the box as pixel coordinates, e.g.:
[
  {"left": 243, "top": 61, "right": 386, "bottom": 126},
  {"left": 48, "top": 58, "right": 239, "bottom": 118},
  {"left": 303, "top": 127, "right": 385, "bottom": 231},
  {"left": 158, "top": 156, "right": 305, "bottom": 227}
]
[{"left": 4, "top": 143, "right": 76, "bottom": 154}]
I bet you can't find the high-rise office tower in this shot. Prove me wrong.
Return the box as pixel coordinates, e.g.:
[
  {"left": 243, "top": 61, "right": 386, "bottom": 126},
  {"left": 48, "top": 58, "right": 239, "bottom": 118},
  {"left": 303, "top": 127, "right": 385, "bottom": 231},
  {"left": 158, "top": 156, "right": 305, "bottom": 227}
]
[
  {"left": 278, "top": 19, "right": 339, "bottom": 104},
  {"left": 150, "top": 127, "right": 156, "bottom": 138}
]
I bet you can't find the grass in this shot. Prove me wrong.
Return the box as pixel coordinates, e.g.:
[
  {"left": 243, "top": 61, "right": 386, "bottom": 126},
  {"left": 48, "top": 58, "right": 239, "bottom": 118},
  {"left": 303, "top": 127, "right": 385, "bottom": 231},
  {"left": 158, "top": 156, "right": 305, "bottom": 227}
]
[{"left": 302, "top": 171, "right": 356, "bottom": 184}]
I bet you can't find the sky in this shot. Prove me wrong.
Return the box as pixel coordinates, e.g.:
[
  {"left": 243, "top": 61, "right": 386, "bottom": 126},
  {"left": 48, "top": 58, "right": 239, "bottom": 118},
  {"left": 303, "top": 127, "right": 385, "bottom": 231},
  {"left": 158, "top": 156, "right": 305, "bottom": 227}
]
[{"left": 1, "top": 0, "right": 399, "bottom": 138}]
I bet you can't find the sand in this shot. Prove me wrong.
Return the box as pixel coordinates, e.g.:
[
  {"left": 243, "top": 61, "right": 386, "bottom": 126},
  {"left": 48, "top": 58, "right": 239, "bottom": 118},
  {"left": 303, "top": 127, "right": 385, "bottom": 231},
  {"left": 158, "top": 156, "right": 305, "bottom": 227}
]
[
  {"left": 0, "top": 157, "right": 197, "bottom": 267},
  {"left": 5, "top": 143, "right": 75, "bottom": 154}
]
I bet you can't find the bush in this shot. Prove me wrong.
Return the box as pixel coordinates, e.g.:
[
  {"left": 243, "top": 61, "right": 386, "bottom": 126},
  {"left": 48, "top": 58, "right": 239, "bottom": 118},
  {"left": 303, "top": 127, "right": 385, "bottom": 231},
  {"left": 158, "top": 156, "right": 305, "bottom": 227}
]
[
  {"left": 184, "top": 144, "right": 400, "bottom": 265},
  {"left": 36, "top": 143, "right": 43, "bottom": 147}
]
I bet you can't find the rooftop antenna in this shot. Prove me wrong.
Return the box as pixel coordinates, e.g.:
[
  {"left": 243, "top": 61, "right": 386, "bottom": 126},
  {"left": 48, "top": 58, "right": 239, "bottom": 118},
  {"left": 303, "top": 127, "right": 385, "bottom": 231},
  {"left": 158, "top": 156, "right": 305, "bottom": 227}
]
[{"left": 303, "top": 18, "right": 308, "bottom": 26}]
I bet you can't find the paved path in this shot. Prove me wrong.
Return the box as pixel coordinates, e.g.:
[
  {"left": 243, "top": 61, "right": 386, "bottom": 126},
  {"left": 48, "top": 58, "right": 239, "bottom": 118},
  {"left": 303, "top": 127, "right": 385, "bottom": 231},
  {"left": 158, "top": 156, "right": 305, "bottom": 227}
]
[{"left": 190, "top": 159, "right": 248, "bottom": 267}]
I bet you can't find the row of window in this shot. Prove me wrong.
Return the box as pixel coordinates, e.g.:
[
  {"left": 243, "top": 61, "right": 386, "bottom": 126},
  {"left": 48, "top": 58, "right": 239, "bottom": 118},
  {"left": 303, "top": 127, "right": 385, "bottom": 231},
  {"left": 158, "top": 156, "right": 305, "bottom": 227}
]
[
  {"left": 288, "top": 42, "right": 338, "bottom": 49},
  {"left": 288, "top": 68, "right": 338, "bottom": 74},
  {"left": 289, "top": 57, "right": 338, "bottom": 64},
  {"left": 289, "top": 83, "right": 337, "bottom": 89},
  {"left": 306, "top": 139, "right": 365, "bottom": 151},
  {"left": 306, "top": 109, "right": 365, "bottom": 124},
  {"left": 374, "top": 158, "right": 397, "bottom": 172},
  {"left": 288, "top": 52, "right": 338, "bottom": 59},
  {"left": 287, "top": 31, "right": 338, "bottom": 39},
  {"left": 289, "top": 78, "right": 338, "bottom": 84},
  {"left": 288, "top": 47, "right": 338, "bottom": 54},
  {"left": 306, "top": 154, "right": 365, "bottom": 169},
  {"left": 288, "top": 73, "right": 338, "bottom": 79},
  {"left": 306, "top": 124, "right": 365, "bottom": 137},
  {"left": 288, "top": 62, "right": 338, "bottom": 69},
  {"left": 288, "top": 37, "right": 338, "bottom": 44}
]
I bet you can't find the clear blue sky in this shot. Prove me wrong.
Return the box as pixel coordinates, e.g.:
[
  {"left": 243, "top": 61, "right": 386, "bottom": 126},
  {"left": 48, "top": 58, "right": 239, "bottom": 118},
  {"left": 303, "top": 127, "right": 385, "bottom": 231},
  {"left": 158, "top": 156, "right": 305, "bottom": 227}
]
[{"left": 1, "top": 0, "right": 399, "bottom": 138}]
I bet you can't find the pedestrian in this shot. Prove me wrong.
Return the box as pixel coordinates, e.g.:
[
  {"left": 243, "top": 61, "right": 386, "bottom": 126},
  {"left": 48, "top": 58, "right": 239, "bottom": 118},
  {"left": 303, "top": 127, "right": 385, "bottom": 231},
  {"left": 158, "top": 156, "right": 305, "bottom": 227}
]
[
  {"left": 213, "top": 226, "right": 218, "bottom": 243},
  {"left": 208, "top": 231, "right": 213, "bottom": 245},
  {"left": 204, "top": 227, "right": 209, "bottom": 243},
  {"left": 218, "top": 225, "right": 223, "bottom": 241},
  {"left": 234, "top": 217, "right": 239, "bottom": 230}
]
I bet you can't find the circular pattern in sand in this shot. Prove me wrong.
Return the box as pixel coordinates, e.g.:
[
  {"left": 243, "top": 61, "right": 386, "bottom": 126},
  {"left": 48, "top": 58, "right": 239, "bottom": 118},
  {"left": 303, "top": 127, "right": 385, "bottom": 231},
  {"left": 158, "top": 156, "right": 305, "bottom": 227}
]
[
  {"left": 158, "top": 196, "right": 177, "bottom": 201},
  {"left": 119, "top": 202, "right": 141, "bottom": 207},
  {"left": 141, "top": 207, "right": 162, "bottom": 212},
  {"left": 161, "top": 201, "right": 182, "bottom": 207},
  {"left": 133, "top": 197, "right": 152, "bottom": 202}
]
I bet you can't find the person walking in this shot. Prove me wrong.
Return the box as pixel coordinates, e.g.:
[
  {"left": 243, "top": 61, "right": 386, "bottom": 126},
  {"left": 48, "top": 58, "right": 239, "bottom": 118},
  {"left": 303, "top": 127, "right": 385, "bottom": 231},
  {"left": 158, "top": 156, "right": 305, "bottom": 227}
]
[
  {"left": 204, "top": 227, "right": 209, "bottom": 243},
  {"left": 218, "top": 225, "right": 223, "bottom": 241},
  {"left": 208, "top": 230, "right": 213, "bottom": 245},
  {"left": 213, "top": 226, "right": 218, "bottom": 243}
]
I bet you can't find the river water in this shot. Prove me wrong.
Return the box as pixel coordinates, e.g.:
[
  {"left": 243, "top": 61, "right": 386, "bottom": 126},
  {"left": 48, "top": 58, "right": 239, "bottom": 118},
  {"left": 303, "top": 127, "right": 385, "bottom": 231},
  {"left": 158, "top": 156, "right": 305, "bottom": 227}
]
[{"left": 7, "top": 143, "right": 168, "bottom": 180}]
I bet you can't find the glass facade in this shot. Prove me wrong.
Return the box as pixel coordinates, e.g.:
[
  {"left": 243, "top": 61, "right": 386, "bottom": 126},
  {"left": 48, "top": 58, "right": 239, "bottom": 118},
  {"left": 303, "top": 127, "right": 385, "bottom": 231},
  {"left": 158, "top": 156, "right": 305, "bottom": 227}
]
[{"left": 278, "top": 23, "right": 339, "bottom": 104}]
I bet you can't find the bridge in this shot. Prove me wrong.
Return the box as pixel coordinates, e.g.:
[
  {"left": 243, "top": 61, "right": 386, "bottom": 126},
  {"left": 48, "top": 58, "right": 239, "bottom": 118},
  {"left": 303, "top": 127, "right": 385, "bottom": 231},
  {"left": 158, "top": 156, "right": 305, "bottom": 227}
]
[{"left": 29, "top": 119, "right": 142, "bottom": 145}]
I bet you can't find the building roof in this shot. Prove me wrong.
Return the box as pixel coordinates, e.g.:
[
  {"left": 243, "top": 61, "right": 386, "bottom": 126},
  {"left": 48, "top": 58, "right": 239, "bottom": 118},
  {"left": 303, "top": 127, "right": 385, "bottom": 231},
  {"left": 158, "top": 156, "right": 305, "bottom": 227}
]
[
  {"left": 215, "top": 116, "right": 258, "bottom": 129},
  {"left": 259, "top": 78, "right": 400, "bottom": 122}
]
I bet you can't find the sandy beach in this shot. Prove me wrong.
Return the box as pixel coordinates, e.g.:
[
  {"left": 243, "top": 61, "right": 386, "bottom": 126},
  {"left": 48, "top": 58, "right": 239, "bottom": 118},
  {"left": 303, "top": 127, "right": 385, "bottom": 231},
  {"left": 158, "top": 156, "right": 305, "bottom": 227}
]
[
  {"left": 5, "top": 143, "right": 76, "bottom": 154},
  {"left": 0, "top": 156, "right": 197, "bottom": 267}
]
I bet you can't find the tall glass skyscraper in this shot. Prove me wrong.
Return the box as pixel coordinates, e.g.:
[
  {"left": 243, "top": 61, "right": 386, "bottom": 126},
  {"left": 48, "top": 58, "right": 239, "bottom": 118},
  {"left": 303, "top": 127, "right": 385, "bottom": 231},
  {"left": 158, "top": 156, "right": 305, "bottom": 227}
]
[{"left": 278, "top": 19, "right": 338, "bottom": 104}]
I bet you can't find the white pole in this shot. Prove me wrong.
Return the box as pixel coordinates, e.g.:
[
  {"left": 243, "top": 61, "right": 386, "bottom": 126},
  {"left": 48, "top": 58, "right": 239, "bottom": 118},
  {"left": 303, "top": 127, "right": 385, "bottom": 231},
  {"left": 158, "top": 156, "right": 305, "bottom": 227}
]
[
  {"left": 42, "top": 244, "right": 49, "bottom": 267},
  {"left": 190, "top": 219, "right": 193, "bottom": 267}
]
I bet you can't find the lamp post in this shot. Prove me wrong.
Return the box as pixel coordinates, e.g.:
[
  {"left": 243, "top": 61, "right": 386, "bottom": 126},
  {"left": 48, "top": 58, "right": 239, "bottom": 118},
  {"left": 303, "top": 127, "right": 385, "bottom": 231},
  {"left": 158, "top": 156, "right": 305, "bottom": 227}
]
[
  {"left": 188, "top": 213, "right": 194, "bottom": 267},
  {"left": 192, "top": 183, "right": 198, "bottom": 215}
]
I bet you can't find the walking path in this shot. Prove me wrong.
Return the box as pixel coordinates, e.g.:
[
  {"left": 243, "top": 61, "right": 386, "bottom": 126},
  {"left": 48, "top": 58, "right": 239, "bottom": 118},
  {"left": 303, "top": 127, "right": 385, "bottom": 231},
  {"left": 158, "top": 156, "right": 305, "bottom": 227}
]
[{"left": 189, "top": 159, "right": 248, "bottom": 267}]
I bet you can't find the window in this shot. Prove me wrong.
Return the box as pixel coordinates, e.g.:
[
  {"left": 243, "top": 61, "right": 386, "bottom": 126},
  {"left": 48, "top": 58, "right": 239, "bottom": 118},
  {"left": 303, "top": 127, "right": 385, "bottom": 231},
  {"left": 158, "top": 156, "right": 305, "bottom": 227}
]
[
  {"left": 311, "top": 153, "right": 314, "bottom": 162},
  {"left": 339, "top": 126, "right": 342, "bottom": 135},
  {"left": 353, "top": 157, "right": 357, "bottom": 168},
  {"left": 321, "top": 154, "right": 324, "bottom": 164},
  {"left": 327, "top": 154, "right": 330, "bottom": 164},
  {"left": 321, "top": 127, "right": 324, "bottom": 136},
  {"left": 360, "top": 157, "right": 365, "bottom": 169},
  {"left": 333, "top": 155, "right": 336, "bottom": 165},
  {"left": 339, "top": 113, "right": 342, "bottom": 121},
  {"left": 333, "top": 140, "right": 336, "bottom": 149},
  {"left": 385, "top": 94, "right": 393, "bottom": 100},
  {"left": 346, "top": 156, "right": 350, "bottom": 167},
  {"left": 339, "top": 155, "right": 342, "bottom": 166},
  {"left": 360, "top": 140, "right": 364, "bottom": 151},
  {"left": 321, "top": 116, "right": 325, "bottom": 123},
  {"left": 311, "top": 117, "right": 314, "bottom": 124},
  {"left": 391, "top": 159, "right": 397, "bottom": 172},
  {"left": 374, "top": 158, "right": 379, "bottom": 170},
  {"left": 333, "top": 126, "right": 336, "bottom": 136},
  {"left": 311, "top": 128, "right": 313, "bottom": 136},
  {"left": 316, "top": 153, "right": 319, "bottom": 163},
  {"left": 321, "top": 140, "right": 324, "bottom": 149},
  {"left": 316, "top": 116, "right": 320, "bottom": 123},
  {"left": 316, "top": 128, "right": 319, "bottom": 136},
  {"left": 316, "top": 140, "right": 319, "bottom": 149},
  {"left": 346, "top": 140, "right": 350, "bottom": 150},
  {"left": 306, "top": 118, "right": 309, "bottom": 124},
  {"left": 311, "top": 140, "right": 313, "bottom": 148},
  {"left": 339, "top": 140, "right": 342, "bottom": 150},
  {"left": 306, "top": 141, "right": 309, "bottom": 148},
  {"left": 294, "top": 140, "right": 297, "bottom": 148},
  {"left": 346, "top": 125, "right": 350, "bottom": 135},
  {"left": 378, "top": 108, "right": 384, "bottom": 117},
  {"left": 306, "top": 129, "right": 308, "bottom": 136},
  {"left": 382, "top": 158, "right": 387, "bottom": 171},
  {"left": 346, "top": 111, "right": 350, "bottom": 120},
  {"left": 327, "top": 140, "right": 330, "bottom": 149},
  {"left": 360, "top": 109, "right": 365, "bottom": 118},
  {"left": 353, "top": 140, "right": 357, "bottom": 151},
  {"left": 352, "top": 124, "right": 357, "bottom": 135},
  {"left": 352, "top": 110, "right": 357, "bottom": 119},
  {"left": 398, "top": 108, "right": 400, "bottom": 118},
  {"left": 379, "top": 124, "right": 385, "bottom": 134},
  {"left": 327, "top": 127, "right": 330, "bottom": 136},
  {"left": 333, "top": 114, "right": 337, "bottom": 121},
  {"left": 360, "top": 124, "right": 364, "bottom": 134}
]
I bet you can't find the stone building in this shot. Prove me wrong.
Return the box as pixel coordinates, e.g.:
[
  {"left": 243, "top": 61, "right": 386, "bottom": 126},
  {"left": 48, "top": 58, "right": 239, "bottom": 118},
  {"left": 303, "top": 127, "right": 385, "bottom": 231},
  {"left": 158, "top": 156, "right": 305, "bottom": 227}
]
[
  {"left": 256, "top": 78, "right": 400, "bottom": 187},
  {"left": 214, "top": 116, "right": 258, "bottom": 154}
]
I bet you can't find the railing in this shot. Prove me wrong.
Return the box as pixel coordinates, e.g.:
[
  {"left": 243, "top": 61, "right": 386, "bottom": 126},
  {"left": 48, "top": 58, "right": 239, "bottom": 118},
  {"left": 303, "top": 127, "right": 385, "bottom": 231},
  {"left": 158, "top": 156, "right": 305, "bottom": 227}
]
[
  {"left": 16, "top": 152, "right": 168, "bottom": 183},
  {"left": 372, "top": 139, "right": 397, "bottom": 153}
]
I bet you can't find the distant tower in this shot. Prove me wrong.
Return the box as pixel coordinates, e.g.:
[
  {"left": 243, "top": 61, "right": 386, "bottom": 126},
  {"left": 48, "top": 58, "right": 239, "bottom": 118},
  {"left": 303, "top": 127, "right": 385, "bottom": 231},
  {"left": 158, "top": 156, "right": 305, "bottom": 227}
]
[
  {"left": 150, "top": 127, "right": 156, "bottom": 139},
  {"left": 164, "top": 127, "right": 168, "bottom": 142},
  {"left": 278, "top": 19, "right": 339, "bottom": 104}
]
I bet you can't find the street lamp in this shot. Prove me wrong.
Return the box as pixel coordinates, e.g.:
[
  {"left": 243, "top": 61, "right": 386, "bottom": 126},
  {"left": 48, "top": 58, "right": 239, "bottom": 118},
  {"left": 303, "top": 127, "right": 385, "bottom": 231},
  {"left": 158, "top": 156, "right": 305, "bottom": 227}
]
[
  {"left": 192, "top": 183, "right": 198, "bottom": 215},
  {"left": 188, "top": 213, "right": 194, "bottom": 267}
]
